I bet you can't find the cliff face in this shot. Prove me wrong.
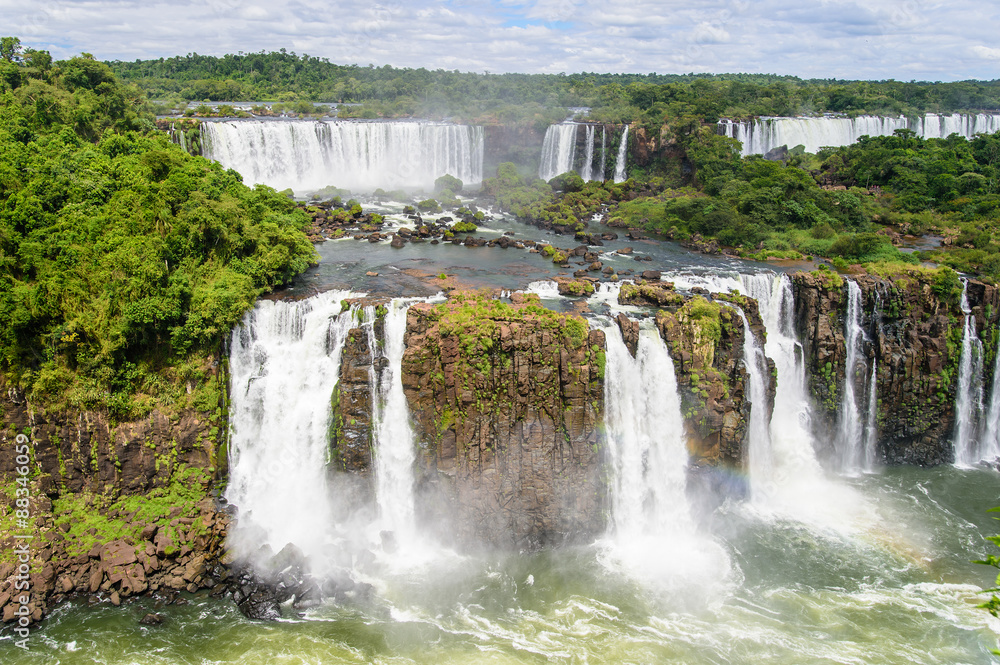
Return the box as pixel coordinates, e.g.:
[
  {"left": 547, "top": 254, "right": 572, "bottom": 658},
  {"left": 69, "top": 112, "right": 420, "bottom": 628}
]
[
  {"left": 620, "top": 283, "right": 771, "bottom": 468},
  {"left": 0, "top": 376, "right": 228, "bottom": 625},
  {"left": 793, "top": 269, "right": 999, "bottom": 466},
  {"left": 400, "top": 294, "right": 605, "bottom": 550},
  {"left": 483, "top": 125, "right": 545, "bottom": 178},
  {"left": 331, "top": 323, "right": 376, "bottom": 473}
]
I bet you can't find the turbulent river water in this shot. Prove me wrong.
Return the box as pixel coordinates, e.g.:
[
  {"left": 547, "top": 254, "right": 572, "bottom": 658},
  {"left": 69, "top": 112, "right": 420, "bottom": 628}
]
[
  {"left": 2, "top": 199, "right": 999, "bottom": 664},
  {"left": 5, "top": 467, "right": 999, "bottom": 664}
]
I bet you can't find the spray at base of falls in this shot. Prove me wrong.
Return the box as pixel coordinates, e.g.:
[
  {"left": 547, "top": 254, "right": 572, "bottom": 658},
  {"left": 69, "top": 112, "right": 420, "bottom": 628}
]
[
  {"left": 366, "top": 301, "right": 419, "bottom": 545},
  {"left": 226, "top": 290, "right": 360, "bottom": 570},
  {"left": 598, "top": 318, "right": 732, "bottom": 598}
]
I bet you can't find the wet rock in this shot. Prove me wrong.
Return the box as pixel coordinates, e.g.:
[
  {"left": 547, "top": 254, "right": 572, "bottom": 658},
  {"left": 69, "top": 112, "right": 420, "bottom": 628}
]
[{"left": 139, "top": 613, "right": 165, "bottom": 626}]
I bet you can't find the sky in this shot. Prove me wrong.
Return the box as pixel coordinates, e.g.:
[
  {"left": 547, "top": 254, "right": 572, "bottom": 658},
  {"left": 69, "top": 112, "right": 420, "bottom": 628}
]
[{"left": 3, "top": 0, "right": 999, "bottom": 81}]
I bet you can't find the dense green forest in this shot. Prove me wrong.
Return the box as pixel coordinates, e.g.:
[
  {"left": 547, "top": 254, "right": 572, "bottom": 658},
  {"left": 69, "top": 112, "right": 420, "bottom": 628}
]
[
  {"left": 108, "top": 49, "right": 1000, "bottom": 125},
  {"left": 0, "top": 38, "right": 316, "bottom": 417}
]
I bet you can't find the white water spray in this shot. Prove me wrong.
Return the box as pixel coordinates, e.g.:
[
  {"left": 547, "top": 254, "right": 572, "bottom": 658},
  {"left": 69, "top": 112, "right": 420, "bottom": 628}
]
[
  {"left": 733, "top": 306, "right": 772, "bottom": 490},
  {"left": 538, "top": 122, "right": 579, "bottom": 182},
  {"left": 597, "top": 126, "right": 607, "bottom": 181},
  {"left": 863, "top": 360, "right": 879, "bottom": 469},
  {"left": 603, "top": 320, "right": 691, "bottom": 537},
  {"left": 367, "top": 300, "right": 421, "bottom": 541},
  {"left": 226, "top": 290, "right": 358, "bottom": 564},
  {"left": 580, "top": 125, "right": 595, "bottom": 181},
  {"left": 981, "top": 332, "right": 1000, "bottom": 462}
]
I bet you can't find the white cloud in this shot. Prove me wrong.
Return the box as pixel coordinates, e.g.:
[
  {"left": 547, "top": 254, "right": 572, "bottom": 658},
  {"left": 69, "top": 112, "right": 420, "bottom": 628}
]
[
  {"left": 0, "top": 0, "right": 996, "bottom": 80},
  {"left": 971, "top": 45, "right": 1000, "bottom": 60}
]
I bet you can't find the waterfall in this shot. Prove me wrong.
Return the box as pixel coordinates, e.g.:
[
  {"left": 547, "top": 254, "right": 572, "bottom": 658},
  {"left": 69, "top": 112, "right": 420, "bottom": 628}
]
[
  {"left": 226, "top": 290, "right": 358, "bottom": 563},
  {"left": 367, "top": 300, "right": 420, "bottom": 539},
  {"left": 201, "top": 119, "right": 484, "bottom": 193},
  {"left": 863, "top": 360, "right": 879, "bottom": 468},
  {"left": 740, "top": 274, "right": 827, "bottom": 505},
  {"left": 580, "top": 125, "right": 595, "bottom": 182},
  {"left": 538, "top": 122, "right": 579, "bottom": 182},
  {"left": 600, "top": 318, "right": 732, "bottom": 593},
  {"left": 597, "top": 127, "right": 607, "bottom": 181},
  {"left": 613, "top": 126, "right": 629, "bottom": 182},
  {"left": 981, "top": 331, "right": 1000, "bottom": 462},
  {"left": 836, "top": 280, "right": 867, "bottom": 473},
  {"left": 733, "top": 306, "right": 772, "bottom": 491},
  {"left": 719, "top": 113, "right": 1000, "bottom": 157},
  {"left": 953, "top": 279, "right": 985, "bottom": 465},
  {"left": 603, "top": 320, "right": 691, "bottom": 537}
]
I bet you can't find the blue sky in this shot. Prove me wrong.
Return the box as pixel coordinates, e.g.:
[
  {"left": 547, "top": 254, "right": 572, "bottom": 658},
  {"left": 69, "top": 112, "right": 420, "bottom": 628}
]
[{"left": 3, "top": 0, "right": 998, "bottom": 80}]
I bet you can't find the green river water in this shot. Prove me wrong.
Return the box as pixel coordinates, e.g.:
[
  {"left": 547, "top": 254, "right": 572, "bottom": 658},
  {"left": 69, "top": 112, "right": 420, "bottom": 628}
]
[{"left": 2, "top": 466, "right": 997, "bottom": 664}]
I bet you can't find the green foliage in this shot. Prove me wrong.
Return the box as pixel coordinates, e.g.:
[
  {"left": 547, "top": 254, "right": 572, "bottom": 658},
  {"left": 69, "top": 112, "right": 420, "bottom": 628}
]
[
  {"left": 452, "top": 221, "right": 477, "bottom": 233},
  {"left": 434, "top": 174, "right": 463, "bottom": 194},
  {"left": 0, "top": 45, "right": 317, "bottom": 414},
  {"left": 417, "top": 198, "right": 442, "bottom": 213},
  {"left": 50, "top": 465, "right": 211, "bottom": 557},
  {"left": 930, "top": 267, "right": 962, "bottom": 305},
  {"left": 684, "top": 296, "right": 723, "bottom": 342},
  {"left": 975, "top": 507, "right": 1000, "bottom": 655}
]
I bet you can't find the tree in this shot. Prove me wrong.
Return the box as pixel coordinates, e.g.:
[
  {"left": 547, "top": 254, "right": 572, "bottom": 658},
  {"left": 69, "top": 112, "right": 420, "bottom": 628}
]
[
  {"left": 0, "top": 36, "right": 21, "bottom": 62},
  {"left": 975, "top": 507, "right": 1000, "bottom": 655}
]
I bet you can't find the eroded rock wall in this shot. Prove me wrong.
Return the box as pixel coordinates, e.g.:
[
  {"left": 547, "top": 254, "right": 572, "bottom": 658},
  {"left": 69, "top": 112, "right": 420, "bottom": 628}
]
[
  {"left": 0, "top": 375, "right": 228, "bottom": 625},
  {"left": 400, "top": 294, "right": 605, "bottom": 550},
  {"left": 793, "top": 269, "right": 1000, "bottom": 465}
]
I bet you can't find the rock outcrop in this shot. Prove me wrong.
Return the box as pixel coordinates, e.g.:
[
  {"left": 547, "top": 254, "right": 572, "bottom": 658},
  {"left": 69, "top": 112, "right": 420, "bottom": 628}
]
[
  {"left": 400, "top": 293, "right": 605, "bottom": 550},
  {"left": 651, "top": 293, "right": 772, "bottom": 468},
  {"left": 0, "top": 373, "right": 228, "bottom": 626},
  {"left": 793, "top": 268, "right": 999, "bottom": 465}
]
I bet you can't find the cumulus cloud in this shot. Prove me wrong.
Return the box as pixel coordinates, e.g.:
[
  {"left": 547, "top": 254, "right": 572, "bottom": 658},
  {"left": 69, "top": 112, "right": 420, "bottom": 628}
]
[
  {"left": 0, "top": 0, "right": 996, "bottom": 79},
  {"left": 971, "top": 45, "right": 1000, "bottom": 60}
]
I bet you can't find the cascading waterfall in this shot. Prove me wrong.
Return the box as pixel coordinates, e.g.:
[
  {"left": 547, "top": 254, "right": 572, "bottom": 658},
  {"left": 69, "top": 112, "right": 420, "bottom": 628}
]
[
  {"left": 953, "top": 279, "right": 985, "bottom": 465},
  {"left": 597, "top": 126, "right": 607, "bottom": 181},
  {"left": 981, "top": 332, "right": 1000, "bottom": 461},
  {"left": 863, "top": 360, "right": 879, "bottom": 468},
  {"left": 837, "top": 279, "right": 867, "bottom": 473},
  {"left": 733, "top": 306, "right": 773, "bottom": 489},
  {"left": 740, "top": 273, "right": 869, "bottom": 529},
  {"left": 539, "top": 122, "right": 609, "bottom": 182},
  {"left": 613, "top": 126, "right": 629, "bottom": 182},
  {"left": 226, "top": 290, "right": 358, "bottom": 564},
  {"left": 538, "top": 122, "right": 579, "bottom": 182},
  {"left": 202, "top": 119, "right": 484, "bottom": 193},
  {"left": 719, "top": 112, "right": 1000, "bottom": 157},
  {"left": 580, "top": 125, "right": 595, "bottom": 181},
  {"left": 366, "top": 300, "right": 421, "bottom": 541},
  {"left": 603, "top": 320, "right": 692, "bottom": 537}
]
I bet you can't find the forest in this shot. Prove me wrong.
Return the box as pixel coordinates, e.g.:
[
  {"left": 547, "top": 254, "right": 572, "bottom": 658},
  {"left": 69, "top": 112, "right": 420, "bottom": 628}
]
[
  {"left": 0, "top": 38, "right": 317, "bottom": 418},
  {"left": 108, "top": 48, "right": 1000, "bottom": 126}
]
